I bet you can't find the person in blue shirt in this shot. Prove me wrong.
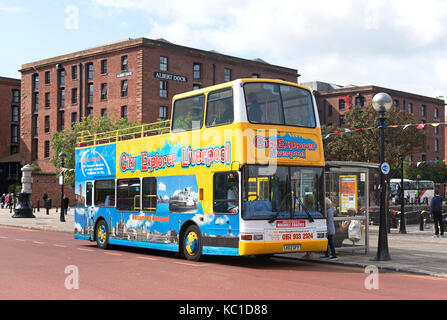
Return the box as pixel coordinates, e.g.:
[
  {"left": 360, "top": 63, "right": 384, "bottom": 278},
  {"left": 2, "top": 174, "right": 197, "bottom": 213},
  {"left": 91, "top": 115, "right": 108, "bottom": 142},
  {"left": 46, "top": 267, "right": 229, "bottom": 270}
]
[{"left": 430, "top": 191, "right": 444, "bottom": 237}]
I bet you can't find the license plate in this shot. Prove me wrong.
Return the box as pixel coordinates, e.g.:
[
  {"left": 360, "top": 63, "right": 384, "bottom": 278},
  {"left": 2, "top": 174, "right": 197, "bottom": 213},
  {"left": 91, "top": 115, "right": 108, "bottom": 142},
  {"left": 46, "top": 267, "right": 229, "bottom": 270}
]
[{"left": 283, "top": 245, "right": 300, "bottom": 252}]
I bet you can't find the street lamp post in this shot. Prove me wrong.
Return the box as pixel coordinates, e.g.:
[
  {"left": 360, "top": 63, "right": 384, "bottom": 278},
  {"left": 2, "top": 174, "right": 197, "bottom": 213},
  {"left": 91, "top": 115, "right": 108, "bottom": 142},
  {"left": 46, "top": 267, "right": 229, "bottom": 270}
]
[
  {"left": 59, "top": 152, "right": 66, "bottom": 222},
  {"left": 372, "top": 92, "right": 392, "bottom": 261},
  {"left": 399, "top": 156, "right": 407, "bottom": 234}
]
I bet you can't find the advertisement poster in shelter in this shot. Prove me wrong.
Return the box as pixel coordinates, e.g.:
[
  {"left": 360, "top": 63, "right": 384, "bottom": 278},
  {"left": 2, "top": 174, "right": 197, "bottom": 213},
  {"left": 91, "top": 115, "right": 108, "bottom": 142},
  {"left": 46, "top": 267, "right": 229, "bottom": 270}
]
[{"left": 339, "top": 175, "right": 357, "bottom": 213}]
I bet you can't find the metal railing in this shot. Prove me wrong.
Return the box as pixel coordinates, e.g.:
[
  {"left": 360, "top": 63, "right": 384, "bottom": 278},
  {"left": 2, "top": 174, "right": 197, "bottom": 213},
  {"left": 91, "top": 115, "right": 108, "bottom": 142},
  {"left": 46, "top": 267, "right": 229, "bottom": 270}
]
[{"left": 76, "top": 120, "right": 171, "bottom": 147}]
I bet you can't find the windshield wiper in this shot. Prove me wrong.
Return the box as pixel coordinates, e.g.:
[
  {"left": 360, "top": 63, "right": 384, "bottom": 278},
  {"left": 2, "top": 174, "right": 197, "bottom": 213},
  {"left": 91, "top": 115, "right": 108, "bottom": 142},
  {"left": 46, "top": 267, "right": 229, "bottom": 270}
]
[
  {"left": 268, "top": 192, "right": 290, "bottom": 223},
  {"left": 294, "top": 195, "right": 314, "bottom": 223}
]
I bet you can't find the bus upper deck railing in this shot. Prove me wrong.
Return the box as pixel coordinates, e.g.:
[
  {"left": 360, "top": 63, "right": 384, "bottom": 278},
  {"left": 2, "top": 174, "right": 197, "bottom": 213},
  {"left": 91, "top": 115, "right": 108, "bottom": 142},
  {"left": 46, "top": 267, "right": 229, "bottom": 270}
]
[{"left": 76, "top": 120, "right": 171, "bottom": 147}]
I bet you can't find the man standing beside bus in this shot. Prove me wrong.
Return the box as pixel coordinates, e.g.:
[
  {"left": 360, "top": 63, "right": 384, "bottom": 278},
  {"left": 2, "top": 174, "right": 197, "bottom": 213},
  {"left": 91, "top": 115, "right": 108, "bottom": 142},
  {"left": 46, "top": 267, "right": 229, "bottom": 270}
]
[{"left": 430, "top": 191, "right": 444, "bottom": 238}]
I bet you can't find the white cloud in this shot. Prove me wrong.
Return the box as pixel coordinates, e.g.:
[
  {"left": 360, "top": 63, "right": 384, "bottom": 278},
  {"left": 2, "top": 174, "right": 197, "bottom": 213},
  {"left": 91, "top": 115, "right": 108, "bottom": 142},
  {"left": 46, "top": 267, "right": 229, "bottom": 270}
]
[{"left": 92, "top": 0, "right": 447, "bottom": 97}]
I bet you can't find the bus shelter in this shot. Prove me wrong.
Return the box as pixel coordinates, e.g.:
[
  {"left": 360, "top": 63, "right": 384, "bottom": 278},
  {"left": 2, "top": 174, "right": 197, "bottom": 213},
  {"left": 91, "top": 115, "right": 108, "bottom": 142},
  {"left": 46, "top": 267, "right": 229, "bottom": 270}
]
[{"left": 325, "top": 161, "right": 379, "bottom": 254}]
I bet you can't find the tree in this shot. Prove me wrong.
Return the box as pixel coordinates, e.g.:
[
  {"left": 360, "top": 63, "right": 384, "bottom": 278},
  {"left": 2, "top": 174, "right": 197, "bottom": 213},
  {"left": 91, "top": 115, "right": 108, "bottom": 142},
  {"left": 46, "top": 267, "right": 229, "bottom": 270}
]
[
  {"left": 321, "top": 105, "right": 427, "bottom": 164},
  {"left": 50, "top": 116, "right": 139, "bottom": 188}
]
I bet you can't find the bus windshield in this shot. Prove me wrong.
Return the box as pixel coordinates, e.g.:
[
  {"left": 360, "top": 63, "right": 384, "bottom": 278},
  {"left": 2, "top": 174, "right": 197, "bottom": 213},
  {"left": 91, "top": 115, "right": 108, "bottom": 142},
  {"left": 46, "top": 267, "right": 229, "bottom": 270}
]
[
  {"left": 244, "top": 82, "right": 316, "bottom": 127},
  {"left": 242, "top": 165, "right": 324, "bottom": 220}
]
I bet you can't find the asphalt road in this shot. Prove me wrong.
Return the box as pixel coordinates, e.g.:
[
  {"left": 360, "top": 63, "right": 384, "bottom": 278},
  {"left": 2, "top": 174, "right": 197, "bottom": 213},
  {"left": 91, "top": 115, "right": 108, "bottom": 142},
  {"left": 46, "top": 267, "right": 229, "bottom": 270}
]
[{"left": 1, "top": 225, "right": 446, "bottom": 300}]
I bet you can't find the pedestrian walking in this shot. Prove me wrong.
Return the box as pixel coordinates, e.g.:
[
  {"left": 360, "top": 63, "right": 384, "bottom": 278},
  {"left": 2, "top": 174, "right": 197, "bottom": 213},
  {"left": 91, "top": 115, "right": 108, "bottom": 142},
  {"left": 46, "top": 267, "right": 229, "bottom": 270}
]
[
  {"left": 321, "top": 198, "right": 338, "bottom": 260},
  {"left": 430, "top": 191, "right": 444, "bottom": 238},
  {"left": 63, "top": 194, "right": 69, "bottom": 215}
]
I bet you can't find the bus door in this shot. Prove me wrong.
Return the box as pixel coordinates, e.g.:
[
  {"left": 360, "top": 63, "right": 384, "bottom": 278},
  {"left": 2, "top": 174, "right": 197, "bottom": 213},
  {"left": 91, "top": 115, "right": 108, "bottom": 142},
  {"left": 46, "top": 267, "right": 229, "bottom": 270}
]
[
  {"left": 85, "top": 181, "right": 94, "bottom": 238},
  {"left": 210, "top": 171, "right": 240, "bottom": 242}
]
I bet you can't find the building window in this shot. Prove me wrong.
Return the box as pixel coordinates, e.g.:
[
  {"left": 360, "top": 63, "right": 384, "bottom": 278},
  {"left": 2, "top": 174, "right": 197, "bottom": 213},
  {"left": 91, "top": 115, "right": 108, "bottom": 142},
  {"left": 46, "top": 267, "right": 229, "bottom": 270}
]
[
  {"left": 11, "top": 125, "right": 19, "bottom": 144},
  {"left": 71, "top": 112, "right": 77, "bottom": 126},
  {"left": 88, "top": 83, "right": 94, "bottom": 104},
  {"left": 408, "top": 103, "right": 413, "bottom": 114},
  {"left": 11, "top": 89, "right": 20, "bottom": 103},
  {"left": 121, "top": 55, "right": 128, "bottom": 71},
  {"left": 434, "top": 107, "right": 439, "bottom": 119},
  {"left": 45, "top": 71, "right": 50, "bottom": 85},
  {"left": 160, "top": 56, "right": 168, "bottom": 71},
  {"left": 33, "top": 138, "right": 38, "bottom": 160},
  {"left": 434, "top": 125, "right": 439, "bottom": 135},
  {"left": 87, "top": 63, "right": 94, "bottom": 81},
  {"left": 159, "top": 106, "right": 168, "bottom": 120},
  {"left": 193, "top": 63, "right": 201, "bottom": 80},
  {"left": 45, "top": 92, "right": 50, "bottom": 108},
  {"left": 33, "top": 92, "right": 39, "bottom": 112},
  {"left": 44, "top": 140, "right": 50, "bottom": 158},
  {"left": 159, "top": 80, "right": 168, "bottom": 98},
  {"left": 45, "top": 116, "right": 50, "bottom": 133},
  {"left": 59, "top": 111, "right": 65, "bottom": 131},
  {"left": 121, "top": 105, "right": 127, "bottom": 119},
  {"left": 251, "top": 73, "right": 260, "bottom": 78},
  {"left": 224, "top": 68, "right": 232, "bottom": 82},
  {"left": 71, "top": 88, "right": 78, "bottom": 104},
  {"left": 101, "top": 108, "right": 107, "bottom": 117},
  {"left": 121, "top": 80, "right": 128, "bottom": 97},
  {"left": 421, "top": 105, "right": 426, "bottom": 117},
  {"left": 328, "top": 105, "right": 333, "bottom": 116},
  {"left": 339, "top": 99, "right": 345, "bottom": 110},
  {"left": 32, "top": 73, "right": 39, "bottom": 90},
  {"left": 192, "top": 84, "right": 201, "bottom": 91},
  {"left": 422, "top": 154, "right": 427, "bottom": 162},
  {"left": 11, "top": 145, "right": 18, "bottom": 155},
  {"left": 393, "top": 99, "right": 399, "bottom": 107},
  {"left": 59, "top": 69, "right": 65, "bottom": 86},
  {"left": 72, "top": 65, "right": 77, "bottom": 80},
  {"left": 86, "top": 107, "right": 93, "bottom": 118},
  {"left": 33, "top": 115, "right": 38, "bottom": 136},
  {"left": 101, "top": 83, "right": 107, "bottom": 100},
  {"left": 339, "top": 115, "right": 345, "bottom": 126},
  {"left": 11, "top": 106, "right": 19, "bottom": 122},
  {"left": 435, "top": 139, "right": 439, "bottom": 152},
  {"left": 59, "top": 88, "right": 65, "bottom": 108},
  {"left": 101, "top": 59, "right": 108, "bottom": 74},
  {"left": 355, "top": 95, "right": 365, "bottom": 107}
]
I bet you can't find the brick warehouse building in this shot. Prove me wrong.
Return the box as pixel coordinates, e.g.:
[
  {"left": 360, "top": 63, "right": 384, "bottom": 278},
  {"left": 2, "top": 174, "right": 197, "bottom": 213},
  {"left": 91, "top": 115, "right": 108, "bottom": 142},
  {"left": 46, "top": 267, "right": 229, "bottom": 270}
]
[
  {"left": 19, "top": 37, "right": 299, "bottom": 207},
  {"left": 304, "top": 81, "right": 445, "bottom": 163},
  {"left": 0, "top": 76, "right": 22, "bottom": 195}
]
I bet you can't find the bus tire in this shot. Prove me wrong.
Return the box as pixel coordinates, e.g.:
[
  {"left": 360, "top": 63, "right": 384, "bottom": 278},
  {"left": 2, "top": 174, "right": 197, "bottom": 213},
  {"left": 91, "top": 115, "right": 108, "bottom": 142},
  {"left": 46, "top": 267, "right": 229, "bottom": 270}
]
[
  {"left": 182, "top": 224, "right": 202, "bottom": 261},
  {"left": 95, "top": 219, "right": 109, "bottom": 249}
]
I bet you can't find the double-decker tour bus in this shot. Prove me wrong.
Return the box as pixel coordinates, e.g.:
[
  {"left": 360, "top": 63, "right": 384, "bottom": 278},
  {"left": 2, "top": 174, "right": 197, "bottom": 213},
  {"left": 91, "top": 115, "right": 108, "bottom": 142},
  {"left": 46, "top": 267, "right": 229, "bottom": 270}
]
[
  {"left": 74, "top": 78, "right": 327, "bottom": 261},
  {"left": 390, "top": 178, "right": 435, "bottom": 204}
]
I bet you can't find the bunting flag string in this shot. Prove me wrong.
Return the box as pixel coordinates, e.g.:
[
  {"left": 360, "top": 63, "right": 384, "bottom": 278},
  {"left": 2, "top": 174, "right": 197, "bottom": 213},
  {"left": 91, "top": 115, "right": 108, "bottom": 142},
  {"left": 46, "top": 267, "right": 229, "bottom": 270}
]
[{"left": 322, "top": 121, "right": 446, "bottom": 141}]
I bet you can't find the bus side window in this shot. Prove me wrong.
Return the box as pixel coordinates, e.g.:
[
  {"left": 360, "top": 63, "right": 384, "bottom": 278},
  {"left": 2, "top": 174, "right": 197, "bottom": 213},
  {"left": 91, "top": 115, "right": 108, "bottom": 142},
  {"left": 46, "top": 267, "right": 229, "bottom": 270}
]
[
  {"left": 94, "top": 179, "right": 115, "bottom": 207},
  {"left": 142, "top": 177, "right": 157, "bottom": 212},
  {"left": 172, "top": 94, "right": 205, "bottom": 131},
  {"left": 117, "top": 178, "right": 140, "bottom": 211},
  {"left": 213, "top": 172, "right": 238, "bottom": 214},
  {"left": 205, "top": 88, "right": 234, "bottom": 127},
  {"left": 86, "top": 182, "right": 93, "bottom": 207}
]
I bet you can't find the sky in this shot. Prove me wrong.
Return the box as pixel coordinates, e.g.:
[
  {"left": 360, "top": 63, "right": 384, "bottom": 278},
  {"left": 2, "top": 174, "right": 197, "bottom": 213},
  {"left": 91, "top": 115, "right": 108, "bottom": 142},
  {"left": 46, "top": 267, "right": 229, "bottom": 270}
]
[{"left": 1, "top": 0, "right": 447, "bottom": 99}]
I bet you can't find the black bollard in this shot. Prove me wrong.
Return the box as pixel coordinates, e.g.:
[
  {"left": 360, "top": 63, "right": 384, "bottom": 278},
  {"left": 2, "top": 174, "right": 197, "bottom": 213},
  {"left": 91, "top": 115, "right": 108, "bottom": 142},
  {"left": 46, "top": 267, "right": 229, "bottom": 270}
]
[{"left": 420, "top": 210, "right": 424, "bottom": 231}]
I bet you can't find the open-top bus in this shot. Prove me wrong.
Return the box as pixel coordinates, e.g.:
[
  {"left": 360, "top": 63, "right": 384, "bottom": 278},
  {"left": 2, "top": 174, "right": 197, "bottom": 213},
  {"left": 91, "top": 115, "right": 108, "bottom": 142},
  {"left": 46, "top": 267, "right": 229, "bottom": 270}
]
[{"left": 74, "top": 78, "right": 327, "bottom": 261}]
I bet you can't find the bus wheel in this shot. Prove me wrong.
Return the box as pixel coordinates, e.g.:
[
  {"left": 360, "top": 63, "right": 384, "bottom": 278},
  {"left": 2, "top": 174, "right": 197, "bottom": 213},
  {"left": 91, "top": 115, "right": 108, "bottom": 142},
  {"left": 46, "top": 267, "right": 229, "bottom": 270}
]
[
  {"left": 95, "top": 220, "right": 109, "bottom": 249},
  {"left": 182, "top": 225, "right": 202, "bottom": 261}
]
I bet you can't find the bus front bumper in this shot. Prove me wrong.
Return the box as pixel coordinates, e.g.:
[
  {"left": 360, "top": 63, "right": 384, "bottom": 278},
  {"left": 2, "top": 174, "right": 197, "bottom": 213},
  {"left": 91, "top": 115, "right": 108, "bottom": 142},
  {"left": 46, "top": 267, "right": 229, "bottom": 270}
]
[{"left": 238, "top": 239, "right": 328, "bottom": 256}]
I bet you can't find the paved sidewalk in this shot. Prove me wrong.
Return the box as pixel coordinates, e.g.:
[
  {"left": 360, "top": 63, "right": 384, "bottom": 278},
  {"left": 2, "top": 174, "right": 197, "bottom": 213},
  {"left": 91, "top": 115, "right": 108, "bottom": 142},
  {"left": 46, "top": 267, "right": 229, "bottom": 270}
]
[
  {"left": 282, "top": 224, "right": 447, "bottom": 278},
  {"left": 0, "top": 207, "right": 446, "bottom": 277}
]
